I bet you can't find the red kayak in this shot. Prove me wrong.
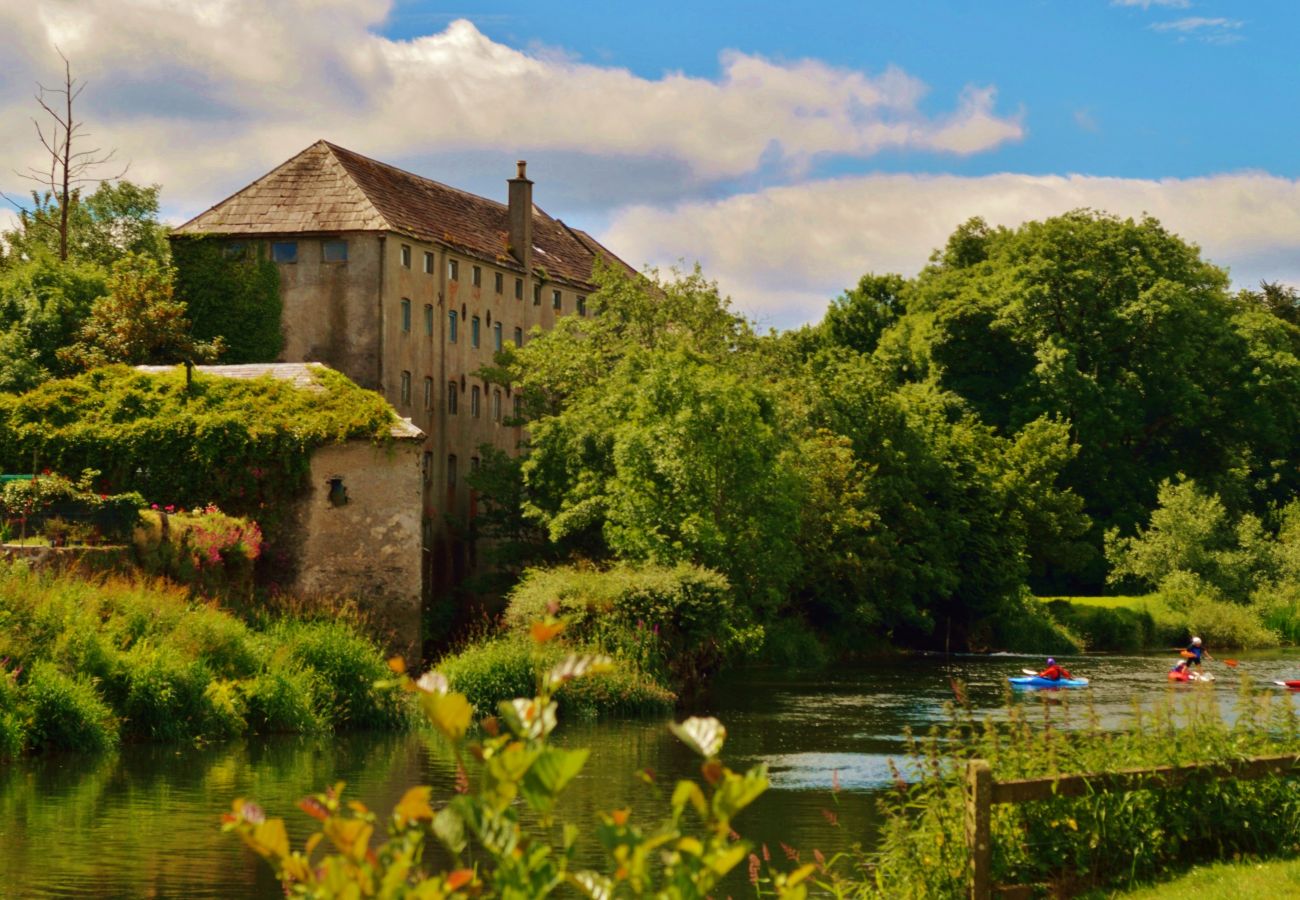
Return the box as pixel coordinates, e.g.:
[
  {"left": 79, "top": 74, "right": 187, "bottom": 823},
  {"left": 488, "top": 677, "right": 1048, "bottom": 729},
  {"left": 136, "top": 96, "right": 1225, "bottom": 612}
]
[
  {"left": 1168, "top": 670, "right": 1214, "bottom": 683},
  {"left": 1273, "top": 680, "right": 1300, "bottom": 690}
]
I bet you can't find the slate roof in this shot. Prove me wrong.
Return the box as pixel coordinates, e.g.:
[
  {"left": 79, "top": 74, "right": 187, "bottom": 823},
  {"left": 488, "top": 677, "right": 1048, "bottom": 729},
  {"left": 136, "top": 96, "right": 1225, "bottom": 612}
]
[
  {"left": 174, "top": 141, "right": 632, "bottom": 289},
  {"left": 133, "top": 362, "right": 424, "bottom": 440}
]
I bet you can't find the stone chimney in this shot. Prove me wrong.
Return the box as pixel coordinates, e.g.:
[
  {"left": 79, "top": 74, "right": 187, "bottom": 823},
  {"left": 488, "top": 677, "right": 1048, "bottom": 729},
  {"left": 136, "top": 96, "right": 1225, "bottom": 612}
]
[{"left": 508, "top": 160, "right": 533, "bottom": 274}]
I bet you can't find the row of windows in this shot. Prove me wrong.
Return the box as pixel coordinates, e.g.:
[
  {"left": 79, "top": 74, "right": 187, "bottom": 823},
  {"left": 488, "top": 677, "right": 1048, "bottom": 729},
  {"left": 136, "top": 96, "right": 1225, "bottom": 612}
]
[
  {"left": 398, "top": 243, "right": 585, "bottom": 311},
  {"left": 397, "top": 372, "right": 520, "bottom": 421},
  {"left": 231, "top": 239, "right": 348, "bottom": 264},
  {"left": 445, "top": 310, "right": 521, "bottom": 349}
]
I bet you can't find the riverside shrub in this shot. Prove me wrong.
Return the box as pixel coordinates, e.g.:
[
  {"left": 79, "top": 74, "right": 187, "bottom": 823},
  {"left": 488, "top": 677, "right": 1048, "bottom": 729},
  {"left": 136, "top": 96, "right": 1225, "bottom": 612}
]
[
  {"left": 437, "top": 631, "right": 675, "bottom": 718},
  {"left": 0, "top": 563, "right": 408, "bottom": 753},
  {"left": 504, "top": 563, "right": 760, "bottom": 690}
]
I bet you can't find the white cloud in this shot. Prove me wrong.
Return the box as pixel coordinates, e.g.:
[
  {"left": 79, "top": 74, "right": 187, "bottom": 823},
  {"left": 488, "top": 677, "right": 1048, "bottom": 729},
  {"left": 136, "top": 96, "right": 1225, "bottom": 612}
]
[
  {"left": 0, "top": 1, "right": 1023, "bottom": 218},
  {"left": 601, "top": 172, "right": 1300, "bottom": 329},
  {"left": 1151, "top": 16, "right": 1244, "bottom": 32}
]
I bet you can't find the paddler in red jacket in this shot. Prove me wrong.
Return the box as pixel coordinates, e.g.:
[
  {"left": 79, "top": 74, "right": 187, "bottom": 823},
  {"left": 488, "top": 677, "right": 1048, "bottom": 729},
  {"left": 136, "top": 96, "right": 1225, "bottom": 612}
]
[{"left": 1038, "top": 658, "right": 1073, "bottom": 681}]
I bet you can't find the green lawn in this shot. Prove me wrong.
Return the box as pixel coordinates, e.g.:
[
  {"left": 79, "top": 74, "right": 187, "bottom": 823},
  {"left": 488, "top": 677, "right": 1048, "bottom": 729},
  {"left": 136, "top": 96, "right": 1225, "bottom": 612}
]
[{"left": 1105, "top": 857, "right": 1300, "bottom": 898}]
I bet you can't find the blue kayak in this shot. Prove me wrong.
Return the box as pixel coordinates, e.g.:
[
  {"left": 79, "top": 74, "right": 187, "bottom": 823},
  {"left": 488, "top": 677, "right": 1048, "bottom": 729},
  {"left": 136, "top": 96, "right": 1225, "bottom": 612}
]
[{"left": 1009, "top": 675, "right": 1090, "bottom": 688}]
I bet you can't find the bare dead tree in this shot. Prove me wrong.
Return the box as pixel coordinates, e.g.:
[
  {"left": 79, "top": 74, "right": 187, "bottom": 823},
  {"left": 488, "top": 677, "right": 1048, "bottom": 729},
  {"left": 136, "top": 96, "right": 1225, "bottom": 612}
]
[{"left": 4, "top": 49, "right": 127, "bottom": 261}]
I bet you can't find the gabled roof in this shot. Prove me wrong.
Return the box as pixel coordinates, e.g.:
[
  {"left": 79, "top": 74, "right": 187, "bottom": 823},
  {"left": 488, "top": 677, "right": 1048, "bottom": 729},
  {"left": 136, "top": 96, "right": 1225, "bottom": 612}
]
[
  {"left": 133, "top": 362, "right": 424, "bottom": 440},
  {"left": 174, "top": 140, "right": 632, "bottom": 289}
]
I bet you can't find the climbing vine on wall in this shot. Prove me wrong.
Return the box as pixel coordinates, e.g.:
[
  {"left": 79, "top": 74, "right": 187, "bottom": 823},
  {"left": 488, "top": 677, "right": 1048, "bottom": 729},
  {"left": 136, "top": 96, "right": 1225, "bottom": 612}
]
[
  {"left": 172, "top": 236, "right": 284, "bottom": 363},
  {"left": 0, "top": 365, "right": 396, "bottom": 531}
]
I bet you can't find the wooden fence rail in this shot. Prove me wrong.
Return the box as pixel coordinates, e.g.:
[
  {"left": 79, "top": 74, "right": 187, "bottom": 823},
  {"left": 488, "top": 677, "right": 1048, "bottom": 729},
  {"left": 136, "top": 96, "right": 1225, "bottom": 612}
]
[{"left": 964, "top": 753, "right": 1300, "bottom": 899}]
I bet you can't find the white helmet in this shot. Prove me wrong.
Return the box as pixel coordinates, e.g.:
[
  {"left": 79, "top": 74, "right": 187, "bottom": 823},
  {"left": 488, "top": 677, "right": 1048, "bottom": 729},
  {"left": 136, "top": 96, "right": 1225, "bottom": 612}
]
[{"left": 1191, "top": 636, "right": 1202, "bottom": 646}]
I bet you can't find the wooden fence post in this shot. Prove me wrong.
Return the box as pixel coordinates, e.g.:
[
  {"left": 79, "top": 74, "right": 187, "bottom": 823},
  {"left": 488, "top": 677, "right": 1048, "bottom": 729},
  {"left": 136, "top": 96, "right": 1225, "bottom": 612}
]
[{"left": 966, "top": 758, "right": 992, "bottom": 900}]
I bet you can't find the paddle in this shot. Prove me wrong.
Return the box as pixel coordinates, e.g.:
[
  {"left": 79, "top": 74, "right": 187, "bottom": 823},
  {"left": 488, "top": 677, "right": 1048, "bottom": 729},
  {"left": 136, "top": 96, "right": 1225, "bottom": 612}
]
[{"left": 1022, "top": 668, "right": 1039, "bottom": 676}]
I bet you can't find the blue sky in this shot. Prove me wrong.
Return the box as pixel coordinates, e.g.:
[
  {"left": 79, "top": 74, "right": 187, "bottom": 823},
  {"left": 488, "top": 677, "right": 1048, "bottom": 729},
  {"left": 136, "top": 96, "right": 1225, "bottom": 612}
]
[{"left": 3, "top": 0, "right": 1297, "bottom": 326}]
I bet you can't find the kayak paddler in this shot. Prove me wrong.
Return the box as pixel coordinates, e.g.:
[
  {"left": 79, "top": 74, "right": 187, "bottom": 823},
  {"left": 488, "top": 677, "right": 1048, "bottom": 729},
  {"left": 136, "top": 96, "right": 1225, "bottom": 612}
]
[
  {"left": 1037, "top": 658, "right": 1073, "bottom": 681},
  {"left": 1184, "top": 636, "right": 1212, "bottom": 669}
]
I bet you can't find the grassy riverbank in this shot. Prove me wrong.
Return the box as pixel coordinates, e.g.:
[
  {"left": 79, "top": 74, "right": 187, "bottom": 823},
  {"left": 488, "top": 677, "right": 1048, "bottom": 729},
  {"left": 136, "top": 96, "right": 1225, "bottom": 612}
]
[
  {"left": 1036, "top": 593, "right": 1287, "bottom": 652},
  {"left": 1107, "top": 857, "right": 1300, "bottom": 898},
  {"left": 0, "top": 563, "right": 407, "bottom": 756}
]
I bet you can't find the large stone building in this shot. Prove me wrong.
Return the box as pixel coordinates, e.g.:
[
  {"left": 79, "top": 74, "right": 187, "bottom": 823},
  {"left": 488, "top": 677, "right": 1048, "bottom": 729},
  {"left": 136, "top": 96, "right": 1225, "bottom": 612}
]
[{"left": 174, "top": 141, "right": 634, "bottom": 611}]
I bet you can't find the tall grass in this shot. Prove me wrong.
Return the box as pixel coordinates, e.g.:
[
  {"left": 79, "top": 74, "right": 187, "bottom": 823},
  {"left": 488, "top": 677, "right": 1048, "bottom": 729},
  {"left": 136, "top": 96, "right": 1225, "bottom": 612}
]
[
  {"left": 436, "top": 632, "right": 676, "bottom": 719},
  {"left": 827, "top": 684, "right": 1300, "bottom": 897},
  {"left": 0, "top": 562, "right": 409, "bottom": 756}
]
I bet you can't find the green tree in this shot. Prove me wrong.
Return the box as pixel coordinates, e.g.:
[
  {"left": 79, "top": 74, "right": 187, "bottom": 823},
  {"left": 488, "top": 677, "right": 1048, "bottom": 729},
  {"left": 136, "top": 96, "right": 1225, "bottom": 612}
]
[
  {"left": 0, "top": 254, "right": 106, "bottom": 391},
  {"left": 58, "top": 253, "right": 223, "bottom": 371},
  {"left": 868, "top": 210, "right": 1299, "bottom": 589}
]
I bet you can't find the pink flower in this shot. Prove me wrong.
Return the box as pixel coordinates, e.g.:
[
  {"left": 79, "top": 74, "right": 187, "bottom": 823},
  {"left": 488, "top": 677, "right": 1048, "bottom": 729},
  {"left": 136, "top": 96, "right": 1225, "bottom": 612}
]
[
  {"left": 150, "top": 504, "right": 159, "bottom": 511},
  {"left": 164, "top": 505, "right": 175, "bottom": 513}
]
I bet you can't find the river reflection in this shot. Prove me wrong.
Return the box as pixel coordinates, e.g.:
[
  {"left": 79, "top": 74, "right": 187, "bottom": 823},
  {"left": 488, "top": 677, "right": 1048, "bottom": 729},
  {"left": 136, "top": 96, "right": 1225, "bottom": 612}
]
[{"left": 3, "top": 651, "right": 1299, "bottom": 898}]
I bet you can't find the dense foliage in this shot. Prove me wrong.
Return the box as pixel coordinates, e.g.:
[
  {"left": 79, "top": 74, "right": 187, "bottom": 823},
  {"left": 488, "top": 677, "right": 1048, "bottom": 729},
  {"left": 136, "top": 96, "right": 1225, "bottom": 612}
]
[
  {"left": 504, "top": 563, "right": 758, "bottom": 691},
  {"left": 172, "top": 236, "right": 283, "bottom": 362},
  {"left": 226, "top": 625, "right": 814, "bottom": 899},
  {"left": 480, "top": 263, "right": 1088, "bottom": 652},
  {"left": 0, "top": 364, "right": 396, "bottom": 524},
  {"left": 0, "top": 563, "right": 407, "bottom": 756},
  {"left": 826, "top": 211, "right": 1300, "bottom": 591},
  {"left": 0, "top": 181, "right": 184, "bottom": 391}
]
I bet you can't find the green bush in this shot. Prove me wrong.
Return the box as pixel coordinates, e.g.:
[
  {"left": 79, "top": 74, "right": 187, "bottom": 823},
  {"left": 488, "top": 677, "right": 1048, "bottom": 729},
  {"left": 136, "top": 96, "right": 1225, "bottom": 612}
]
[
  {"left": 753, "top": 616, "right": 830, "bottom": 668},
  {"left": 1153, "top": 572, "right": 1281, "bottom": 648},
  {"left": 0, "top": 562, "right": 407, "bottom": 754},
  {"left": 437, "top": 633, "right": 675, "bottom": 718},
  {"left": 1042, "top": 599, "right": 1155, "bottom": 651},
  {"left": 273, "top": 619, "right": 408, "bottom": 730},
  {"left": 504, "top": 563, "right": 758, "bottom": 690},
  {"left": 243, "top": 668, "right": 325, "bottom": 734},
  {"left": 986, "top": 593, "right": 1083, "bottom": 653},
  {"left": 0, "top": 666, "right": 24, "bottom": 759},
  {"left": 23, "top": 660, "right": 118, "bottom": 753}
]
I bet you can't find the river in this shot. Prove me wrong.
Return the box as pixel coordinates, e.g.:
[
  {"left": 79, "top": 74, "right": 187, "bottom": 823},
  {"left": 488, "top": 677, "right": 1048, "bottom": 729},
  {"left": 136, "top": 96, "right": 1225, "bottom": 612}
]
[{"left": 3, "top": 651, "right": 1299, "bottom": 898}]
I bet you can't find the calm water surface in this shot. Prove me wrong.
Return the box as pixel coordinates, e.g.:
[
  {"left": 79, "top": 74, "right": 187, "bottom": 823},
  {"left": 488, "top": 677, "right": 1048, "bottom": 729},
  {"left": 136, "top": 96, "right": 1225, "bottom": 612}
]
[{"left": 4, "top": 651, "right": 1300, "bottom": 898}]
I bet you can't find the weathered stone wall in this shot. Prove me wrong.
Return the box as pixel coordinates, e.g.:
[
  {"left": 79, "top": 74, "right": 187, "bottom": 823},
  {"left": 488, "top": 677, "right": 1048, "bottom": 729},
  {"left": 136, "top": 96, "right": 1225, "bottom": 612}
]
[
  {"left": 284, "top": 438, "right": 424, "bottom": 660},
  {"left": 277, "top": 234, "right": 384, "bottom": 390}
]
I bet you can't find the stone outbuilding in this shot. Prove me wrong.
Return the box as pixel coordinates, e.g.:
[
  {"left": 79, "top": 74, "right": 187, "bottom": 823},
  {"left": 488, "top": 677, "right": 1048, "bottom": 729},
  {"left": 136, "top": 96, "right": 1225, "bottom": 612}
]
[{"left": 136, "top": 362, "right": 425, "bottom": 659}]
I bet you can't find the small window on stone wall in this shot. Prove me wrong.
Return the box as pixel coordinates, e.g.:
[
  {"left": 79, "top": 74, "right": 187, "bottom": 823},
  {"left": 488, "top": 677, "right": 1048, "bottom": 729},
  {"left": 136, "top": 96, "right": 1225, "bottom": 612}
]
[
  {"left": 447, "top": 455, "right": 458, "bottom": 489},
  {"left": 515, "top": 278, "right": 523, "bottom": 300},
  {"left": 326, "top": 475, "right": 348, "bottom": 506},
  {"left": 401, "top": 244, "right": 411, "bottom": 268},
  {"left": 449, "top": 259, "right": 459, "bottom": 281},
  {"left": 472, "top": 265, "right": 482, "bottom": 287},
  {"left": 400, "top": 298, "right": 411, "bottom": 332},
  {"left": 400, "top": 370, "right": 411, "bottom": 405},
  {"left": 423, "top": 376, "right": 433, "bottom": 409},
  {"left": 423, "top": 251, "right": 434, "bottom": 274},
  {"left": 471, "top": 385, "right": 481, "bottom": 418},
  {"left": 322, "top": 240, "right": 348, "bottom": 262},
  {"left": 272, "top": 241, "right": 297, "bottom": 263},
  {"left": 448, "top": 381, "right": 458, "bottom": 414},
  {"left": 552, "top": 289, "right": 562, "bottom": 311},
  {"left": 495, "top": 272, "right": 504, "bottom": 294}
]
